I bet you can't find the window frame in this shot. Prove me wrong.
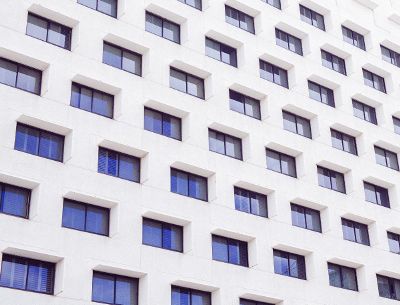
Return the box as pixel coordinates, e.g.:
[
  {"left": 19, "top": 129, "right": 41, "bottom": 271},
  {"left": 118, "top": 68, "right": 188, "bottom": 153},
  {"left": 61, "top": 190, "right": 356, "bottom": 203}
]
[
  {"left": 169, "top": 67, "right": 205, "bottom": 99},
  {"left": 374, "top": 146, "right": 399, "bottom": 171},
  {"left": 77, "top": 0, "right": 118, "bottom": 18},
  {"left": 171, "top": 285, "right": 211, "bottom": 305},
  {"left": 321, "top": 50, "right": 346, "bottom": 75},
  {"left": 393, "top": 116, "right": 400, "bottom": 134},
  {"left": 263, "top": 0, "right": 281, "bottom": 10},
  {"left": 224, "top": 5, "right": 255, "bottom": 34},
  {"left": 377, "top": 274, "right": 400, "bottom": 301},
  {"left": 205, "top": 37, "right": 238, "bottom": 67},
  {"left": 145, "top": 12, "right": 181, "bottom": 44},
  {"left": 363, "top": 181, "right": 390, "bottom": 208},
  {"left": 328, "top": 262, "right": 358, "bottom": 291},
  {"left": 362, "top": 69, "right": 386, "bottom": 93},
  {"left": 178, "top": 0, "right": 202, "bottom": 10},
  {"left": 290, "top": 203, "right": 322, "bottom": 233},
  {"left": 317, "top": 166, "right": 346, "bottom": 193},
  {"left": 299, "top": 5, "right": 325, "bottom": 30},
  {"left": 211, "top": 234, "right": 249, "bottom": 267},
  {"left": 259, "top": 59, "right": 289, "bottom": 88},
  {"left": 102, "top": 41, "right": 142, "bottom": 76},
  {"left": 381, "top": 45, "right": 400, "bottom": 68},
  {"left": 352, "top": 99, "right": 377, "bottom": 124},
  {"left": 208, "top": 129, "right": 243, "bottom": 160},
  {"left": 387, "top": 231, "right": 400, "bottom": 254},
  {"left": 170, "top": 168, "right": 208, "bottom": 201},
  {"left": 341, "top": 218, "right": 370, "bottom": 246},
  {"left": 282, "top": 110, "right": 312, "bottom": 139},
  {"left": 273, "top": 249, "right": 307, "bottom": 280},
  {"left": 266, "top": 148, "right": 297, "bottom": 178},
  {"left": 144, "top": 107, "right": 182, "bottom": 140},
  {"left": 275, "top": 28, "right": 303, "bottom": 56},
  {"left": 229, "top": 90, "right": 261, "bottom": 120},
  {"left": 330, "top": 129, "right": 358, "bottom": 155},
  {"left": 341, "top": 26, "right": 366, "bottom": 51},
  {"left": 0, "top": 182, "right": 31, "bottom": 219},
  {"left": 308, "top": 80, "right": 335, "bottom": 107},
  {"left": 234, "top": 186, "right": 268, "bottom": 218}
]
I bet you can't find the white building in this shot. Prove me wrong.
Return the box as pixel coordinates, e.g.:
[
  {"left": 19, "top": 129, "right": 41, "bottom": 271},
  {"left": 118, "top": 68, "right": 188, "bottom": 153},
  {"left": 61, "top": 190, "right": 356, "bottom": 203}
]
[{"left": 1, "top": 0, "right": 400, "bottom": 304}]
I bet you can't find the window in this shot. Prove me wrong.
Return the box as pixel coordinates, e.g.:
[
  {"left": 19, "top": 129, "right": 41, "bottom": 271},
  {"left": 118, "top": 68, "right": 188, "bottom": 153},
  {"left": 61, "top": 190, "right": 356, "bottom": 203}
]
[
  {"left": 352, "top": 99, "right": 377, "bottom": 124},
  {"left": 291, "top": 203, "right": 321, "bottom": 232},
  {"left": 363, "top": 69, "right": 386, "bottom": 93},
  {"left": 15, "top": 123, "right": 64, "bottom": 162},
  {"left": 308, "top": 81, "right": 335, "bottom": 107},
  {"left": 266, "top": 149, "right": 296, "bottom": 177},
  {"left": 62, "top": 199, "right": 109, "bottom": 236},
  {"left": 273, "top": 249, "right": 306, "bottom": 280},
  {"left": 377, "top": 275, "right": 400, "bottom": 301},
  {"left": 170, "top": 68, "right": 205, "bottom": 99},
  {"left": 205, "top": 38, "right": 237, "bottom": 67},
  {"left": 103, "top": 42, "right": 142, "bottom": 76},
  {"left": 0, "top": 182, "right": 30, "bottom": 218},
  {"left": 70, "top": 83, "right": 113, "bottom": 118},
  {"left": 172, "top": 286, "right": 211, "bottom": 305},
  {"left": 170, "top": 168, "right": 208, "bottom": 201},
  {"left": 328, "top": 263, "right": 358, "bottom": 291},
  {"left": 225, "top": 6, "right": 255, "bottom": 34},
  {"left": 78, "top": 0, "right": 117, "bottom": 17},
  {"left": 144, "top": 107, "right": 181, "bottom": 140},
  {"left": 240, "top": 299, "right": 273, "bottom": 305},
  {"left": 98, "top": 147, "right": 140, "bottom": 182},
  {"left": 321, "top": 50, "right": 346, "bottom": 75},
  {"left": 275, "top": 29, "right": 303, "bottom": 55},
  {"left": 142, "top": 218, "right": 183, "bottom": 252},
  {"left": 387, "top": 232, "right": 400, "bottom": 254},
  {"left": 0, "top": 57, "right": 42, "bottom": 95},
  {"left": 259, "top": 60, "right": 288, "bottom": 88},
  {"left": 317, "top": 166, "right": 346, "bottom": 193},
  {"left": 234, "top": 187, "right": 267, "bottom": 217},
  {"left": 208, "top": 129, "right": 242, "bottom": 160},
  {"left": 342, "top": 26, "right": 365, "bottom": 50},
  {"left": 381, "top": 45, "right": 400, "bottom": 68},
  {"left": 0, "top": 254, "right": 55, "bottom": 295},
  {"left": 92, "top": 271, "right": 138, "bottom": 305},
  {"left": 341, "top": 218, "right": 370, "bottom": 246},
  {"left": 229, "top": 90, "right": 261, "bottom": 119},
  {"left": 212, "top": 235, "right": 248, "bottom": 267},
  {"left": 330, "top": 129, "right": 357, "bottom": 155},
  {"left": 393, "top": 116, "right": 400, "bottom": 134},
  {"left": 299, "top": 5, "right": 325, "bottom": 30},
  {"left": 374, "top": 146, "right": 399, "bottom": 171},
  {"left": 263, "top": 0, "right": 281, "bottom": 9},
  {"left": 178, "top": 0, "right": 202, "bottom": 10},
  {"left": 26, "top": 13, "right": 72, "bottom": 50},
  {"left": 282, "top": 111, "right": 312, "bottom": 139},
  {"left": 363, "top": 182, "right": 390, "bottom": 208},
  {"left": 145, "top": 12, "right": 180, "bottom": 44}
]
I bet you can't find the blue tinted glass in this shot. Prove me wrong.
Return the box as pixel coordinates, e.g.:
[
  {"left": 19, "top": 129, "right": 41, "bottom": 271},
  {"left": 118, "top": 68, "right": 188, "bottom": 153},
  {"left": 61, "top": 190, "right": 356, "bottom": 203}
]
[
  {"left": 171, "top": 170, "right": 189, "bottom": 196},
  {"left": 235, "top": 188, "right": 250, "bottom": 213},
  {"left": 92, "top": 91, "right": 113, "bottom": 118},
  {"left": 26, "top": 14, "right": 48, "bottom": 41},
  {"left": 15, "top": 125, "right": 39, "bottom": 155},
  {"left": 26, "top": 261, "right": 52, "bottom": 293},
  {"left": 143, "top": 219, "right": 162, "bottom": 247},
  {"left": 191, "top": 291, "right": 211, "bottom": 305},
  {"left": 70, "top": 84, "right": 81, "bottom": 108},
  {"left": 115, "top": 277, "right": 137, "bottom": 305},
  {"left": 162, "top": 225, "right": 182, "bottom": 251},
  {"left": 172, "top": 287, "right": 190, "bottom": 305},
  {"left": 2, "top": 185, "right": 29, "bottom": 217},
  {"left": 0, "top": 256, "right": 27, "bottom": 289},
  {"left": 119, "top": 154, "right": 138, "bottom": 181},
  {"left": 212, "top": 236, "right": 228, "bottom": 262},
  {"left": 92, "top": 273, "right": 115, "bottom": 304},
  {"left": 98, "top": 0, "right": 117, "bottom": 17},
  {"left": 144, "top": 108, "right": 162, "bottom": 134},
  {"left": 62, "top": 200, "right": 85, "bottom": 231},
  {"left": 79, "top": 87, "right": 93, "bottom": 112},
  {"left": 188, "top": 176, "right": 207, "bottom": 200},
  {"left": 106, "top": 151, "right": 118, "bottom": 176},
  {"left": 145, "top": 13, "right": 163, "bottom": 36},
  {"left": 78, "top": 0, "right": 97, "bottom": 9},
  {"left": 16, "top": 66, "right": 41, "bottom": 94},
  {"left": 274, "top": 251, "right": 289, "bottom": 276},
  {"left": 103, "top": 43, "right": 122, "bottom": 69},
  {"left": 38, "top": 132, "right": 63, "bottom": 161},
  {"left": 86, "top": 205, "right": 108, "bottom": 235},
  {"left": 228, "top": 241, "right": 239, "bottom": 264},
  {"left": 0, "top": 58, "right": 18, "bottom": 87}
]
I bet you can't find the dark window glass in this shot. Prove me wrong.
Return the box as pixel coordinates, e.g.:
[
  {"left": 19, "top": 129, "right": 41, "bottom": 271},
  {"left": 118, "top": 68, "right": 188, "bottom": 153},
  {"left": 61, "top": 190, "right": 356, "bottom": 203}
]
[
  {"left": 393, "top": 116, "right": 400, "bottom": 134},
  {"left": 0, "top": 183, "right": 30, "bottom": 218},
  {"left": 330, "top": 129, "right": 357, "bottom": 155},
  {"left": 342, "top": 26, "right": 365, "bottom": 50},
  {"left": 374, "top": 146, "right": 399, "bottom": 171},
  {"left": 0, "top": 254, "right": 55, "bottom": 294},
  {"left": 142, "top": 218, "right": 183, "bottom": 252},
  {"left": 352, "top": 99, "right": 377, "bottom": 124},
  {"left": 317, "top": 166, "right": 345, "bottom": 193},
  {"left": 381, "top": 45, "right": 400, "bottom": 68},
  {"left": 308, "top": 81, "right": 335, "bottom": 107},
  {"left": 0, "top": 58, "right": 41, "bottom": 95},
  {"left": 377, "top": 275, "right": 400, "bottom": 301},
  {"left": 145, "top": 12, "right": 180, "bottom": 43},
  {"left": 234, "top": 187, "right": 267, "bottom": 217},
  {"left": 363, "top": 69, "right": 386, "bottom": 93},
  {"left": 225, "top": 6, "right": 255, "bottom": 34},
  {"left": 321, "top": 50, "right": 346, "bottom": 75},
  {"left": 78, "top": 0, "right": 117, "bottom": 17},
  {"left": 259, "top": 60, "right": 288, "bottom": 88},
  {"left": 212, "top": 235, "right": 248, "bottom": 267},
  {"left": 26, "top": 13, "right": 72, "bottom": 50},
  {"left": 15, "top": 123, "right": 64, "bottom": 162},
  {"left": 263, "top": 0, "right": 281, "bottom": 9},
  {"left": 291, "top": 203, "right": 321, "bottom": 232},
  {"left": 240, "top": 299, "right": 273, "bottom": 305},
  {"left": 282, "top": 111, "right": 312, "bottom": 138},
  {"left": 71, "top": 83, "right": 113, "bottom": 118},
  {"left": 171, "top": 168, "right": 207, "bottom": 201},
  {"left": 205, "top": 38, "right": 237, "bottom": 67},
  {"left": 170, "top": 68, "right": 205, "bottom": 99},
  {"left": 229, "top": 90, "right": 261, "bottom": 119},
  {"left": 98, "top": 147, "right": 140, "bottom": 182},
  {"left": 341, "top": 218, "right": 370, "bottom": 246},
  {"left": 328, "top": 263, "right": 358, "bottom": 291},
  {"left": 92, "top": 271, "right": 138, "bottom": 305},
  {"left": 178, "top": 0, "right": 202, "bottom": 10},
  {"left": 266, "top": 149, "right": 296, "bottom": 177},
  {"left": 299, "top": 5, "right": 325, "bottom": 30},
  {"left": 209, "top": 129, "right": 242, "bottom": 160},
  {"left": 103, "top": 42, "right": 142, "bottom": 76},
  {"left": 171, "top": 286, "right": 211, "bottom": 305},
  {"left": 275, "top": 29, "right": 303, "bottom": 55},
  {"left": 273, "top": 249, "right": 306, "bottom": 280},
  {"left": 363, "top": 182, "right": 390, "bottom": 208},
  {"left": 144, "top": 107, "right": 181, "bottom": 140},
  {"left": 387, "top": 232, "right": 400, "bottom": 254}
]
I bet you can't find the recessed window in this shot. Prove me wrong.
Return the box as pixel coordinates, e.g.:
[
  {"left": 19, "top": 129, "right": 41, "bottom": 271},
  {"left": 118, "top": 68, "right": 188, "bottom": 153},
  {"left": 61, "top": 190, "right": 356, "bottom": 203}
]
[
  {"left": 234, "top": 187, "right": 268, "bottom": 218},
  {"left": 209, "top": 129, "right": 242, "bottom": 160},
  {"left": 78, "top": 0, "right": 117, "bottom": 17},
  {"left": 98, "top": 147, "right": 140, "bottom": 182},
  {"left": 0, "top": 254, "right": 55, "bottom": 295},
  {"left": 352, "top": 99, "right": 377, "bottom": 124},
  {"left": 178, "top": 0, "right": 202, "bottom": 10},
  {"left": 299, "top": 5, "right": 325, "bottom": 30},
  {"left": 363, "top": 181, "right": 390, "bottom": 208},
  {"left": 172, "top": 286, "right": 211, "bottom": 305},
  {"left": 317, "top": 166, "right": 346, "bottom": 193},
  {"left": 341, "top": 218, "right": 370, "bottom": 246},
  {"left": 205, "top": 38, "right": 237, "bottom": 67},
  {"left": 145, "top": 12, "right": 180, "bottom": 44},
  {"left": 362, "top": 69, "right": 386, "bottom": 93},
  {"left": 259, "top": 60, "right": 288, "bottom": 88},
  {"left": 342, "top": 26, "right": 365, "bottom": 50},
  {"left": 321, "top": 50, "right": 346, "bottom": 75},
  {"left": 92, "top": 271, "right": 138, "bottom": 305},
  {"left": 308, "top": 81, "right": 335, "bottom": 107},
  {"left": 263, "top": 0, "right": 281, "bottom": 9},
  {"left": 212, "top": 235, "right": 248, "bottom": 267},
  {"left": 62, "top": 199, "right": 109, "bottom": 236},
  {"left": 377, "top": 274, "right": 400, "bottom": 301},
  {"left": 142, "top": 218, "right": 183, "bottom": 252},
  {"left": 170, "top": 168, "right": 208, "bottom": 201},
  {"left": 144, "top": 107, "right": 182, "bottom": 140},
  {"left": 225, "top": 6, "right": 255, "bottom": 34},
  {"left": 328, "top": 263, "right": 358, "bottom": 291},
  {"left": 330, "top": 129, "right": 357, "bottom": 155},
  {"left": 0, "top": 182, "right": 30, "bottom": 218},
  {"left": 275, "top": 29, "right": 303, "bottom": 55},
  {"left": 26, "top": 13, "right": 72, "bottom": 50},
  {"left": 266, "top": 149, "right": 297, "bottom": 178},
  {"left": 0, "top": 57, "right": 42, "bottom": 95},
  {"left": 282, "top": 111, "right": 312, "bottom": 139},
  {"left": 15, "top": 123, "right": 64, "bottom": 162},
  {"left": 273, "top": 249, "right": 306, "bottom": 280},
  {"left": 229, "top": 90, "right": 261, "bottom": 119},
  {"left": 381, "top": 45, "right": 400, "bottom": 68},
  {"left": 387, "top": 231, "right": 400, "bottom": 254},
  {"left": 170, "top": 68, "right": 205, "bottom": 99},
  {"left": 103, "top": 42, "right": 142, "bottom": 76},
  {"left": 71, "top": 83, "right": 113, "bottom": 118},
  {"left": 291, "top": 203, "right": 321, "bottom": 232},
  {"left": 374, "top": 146, "right": 399, "bottom": 171},
  {"left": 393, "top": 116, "right": 400, "bottom": 134},
  {"left": 240, "top": 299, "right": 273, "bottom": 305}
]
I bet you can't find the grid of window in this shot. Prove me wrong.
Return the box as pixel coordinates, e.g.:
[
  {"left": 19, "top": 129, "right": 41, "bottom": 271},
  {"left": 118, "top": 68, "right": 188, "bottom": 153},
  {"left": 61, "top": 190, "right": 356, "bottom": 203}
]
[
  {"left": 308, "top": 81, "right": 335, "bottom": 107},
  {"left": 352, "top": 99, "right": 377, "bottom": 124},
  {"left": 209, "top": 129, "right": 242, "bottom": 160},
  {"left": 103, "top": 42, "right": 142, "bottom": 76},
  {"left": 273, "top": 249, "right": 306, "bottom": 280},
  {"left": 381, "top": 45, "right": 400, "bottom": 67},
  {"left": 374, "top": 146, "right": 399, "bottom": 171},
  {"left": 205, "top": 37, "right": 237, "bottom": 67},
  {"left": 321, "top": 50, "right": 346, "bottom": 75},
  {"left": 331, "top": 129, "right": 357, "bottom": 155},
  {"left": 234, "top": 187, "right": 268, "bottom": 218},
  {"left": 282, "top": 111, "right": 312, "bottom": 138},
  {"left": 144, "top": 107, "right": 182, "bottom": 140},
  {"left": 363, "top": 69, "right": 386, "bottom": 93},
  {"left": 259, "top": 60, "right": 288, "bottom": 88},
  {"left": 342, "top": 26, "right": 365, "bottom": 50},
  {"left": 377, "top": 275, "right": 400, "bottom": 301},
  {"left": 266, "top": 149, "right": 296, "bottom": 177},
  {"left": 317, "top": 166, "right": 346, "bottom": 193},
  {"left": 172, "top": 286, "right": 211, "bottom": 305},
  {"left": 387, "top": 232, "right": 400, "bottom": 254},
  {"left": 291, "top": 203, "right": 321, "bottom": 232},
  {"left": 299, "top": 5, "right": 325, "bottom": 30},
  {"left": 275, "top": 29, "right": 303, "bottom": 55},
  {"left": 170, "top": 168, "right": 208, "bottom": 201},
  {"left": 225, "top": 6, "right": 255, "bottom": 34},
  {"left": 170, "top": 68, "right": 205, "bottom": 99},
  {"left": 178, "top": 0, "right": 202, "bottom": 10},
  {"left": 229, "top": 90, "right": 261, "bottom": 119},
  {"left": 363, "top": 182, "right": 390, "bottom": 208},
  {"left": 341, "top": 218, "right": 370, "bottom": 246},
  {"left": 212, "top": 235, "right": 248, "bottom": 267},
  {"left": 145, "top": 12, "right": 180, "bottom": 44},
  {"left": 393, "top": 116, "right": 400, "bottom": 134},
  {"left": 328, "top": 263, "right": 358, "bottom": 291},
  {"left": 78, "top": 0, "right": 117, "bottom": 17},
  {"left": 142, "top": 218, "right": 183, "bottom": 252},
  {"left": 0, "top": 182, "right": 30, "bottom": 218},
  {"left": 98, "top": 147, "right": 140, "bottom": 182},
  {"left": 263, "top": 0, "right": 281, "bottom": 10}
]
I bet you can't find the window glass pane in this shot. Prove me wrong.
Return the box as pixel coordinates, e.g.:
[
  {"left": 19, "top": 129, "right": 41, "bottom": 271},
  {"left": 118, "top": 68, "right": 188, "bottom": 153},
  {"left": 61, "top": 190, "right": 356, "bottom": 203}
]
[
  {"left": 393, "top": 117, "right": 400, "bottom": 134},
  {"left": 171, "top": 169, "right": 189, "bottom": 196},
  {"left": 38, "top": 132, "right": 63, "bottom": 161},
  {"left": 375, "top": 147, "right": 387, "bottom": 167},
  {"left": 308, "top": 82, "right": 321, "bottom": 102},
  {"left": 280, "top": 154, "right": 296, "bottom": 177},
  {"left": 146, "top": 13, "right": 162, "bottom": 36},
  {"left": 296, "top": 116, "right": 311, "bottom": 138},
  {"left": 376, "top": 187, "right": 390, "bottom": 207},
  {"left": 291, "top": 205, "right": 306, "bottom": 229},
  {"left": 62, "top": 200, "right": 86, "bottom": 231},
  {"left": 234, "top": 188, "right": 250, "bottom": 213},
  {"left": 244, "top": 97, "right": 261, "bottom": 119},
  {"left": 342, "top": 219, "right": 355, "bottom": 242},
  {"left": 26, "top": 15, "right": 48, "bottom": 41},
  {"left": 119, "top": 155, "right": 139, "bottom": 182},
  {"left": 229, "top": 91, "right": 245, "bottom": 114},
  {"left": 241, "top": 14, "right": 255, "bottom": 33},
  {"left": 225, "top": 6, "right": 239, "bottom": 27},
  {"left": 92, "top": 91, "right": 113, "bottom": 118},
  {"left": 0, "top": 58, "right": 18, "bottom": 87},
  {"left": 0, "top": 256, "right": 28, "bottom": 289},
  {"left": 26, "top": 261, "right": 53, "bottom": 293},
  {"left": 70, "top": 84, "right": 80, "bottom": 108},
  {"left": 188, "top": 175, "right": 207, "bottom": 200},
  {"left": 163, "top": 224, "right": 183, "bottom": 251},
  {"left": 388, "top": 233, "right": 400, "bottom": 254},
  {"left": 386, "top": 151, "right": 399, "bottom": 170},
  {"left": 377, "top": 276, "right": 391, "bottom": 298},
  {"left": 364, "top": 182, "right": 377, "bottom": 204},
  {"left": 283, "top": 112, "right": 297, "bottom": 134},
  {"left": 186, "top": 0, "right": 202, "bottom": 9},
  {"left": 225, "top": 135, "right": 242, "bottom": 159},
  {"left": 354, "top": 223, "right": 369, "bottom": 245},
  {"left": 277, "top": 67, "right": 288, "bottom": 88},
  {"left": 260, "top": 61, "right": 274, "bottom": 82},
  {"left": 143, "top": 219, "right": 162, "bottom": 248},
  {"left": 205, "top": 39, "right": 221, "bottom": 61},
  {"left": 163, "top": 21, "right": 180, "bottom": 43},
  {"left": 170, "top": 69, "right": 187, "bottom": 93},
  {"left": 220, "top": 44, "right": 237, "bottom": 66},
  {"left": 115, "top": 277, "right": 137, "bottom": 305},
  {"left": 92, "top": 272, "right": 115, "bottom": 304},
  {"left": 97, "top": 0, "right": 117, "bottom": 17},
  {"left": 165, "top": 116, "right": 181, "bottom": 140},
  {"left": 274, "top": 251, "right": 289, "bottom": 276},
  {"left": 305, "top": 208, "right": 321, "bottom": 232},
  {"left": 342, "top": 267, "right": 357, "bottom": 290},
  {"left": 331, "top": 130, "right": 343, "bottom": 150},
  {"left": 16, "top": 66, "right": 41, "bottom": 94},
  {"left": 2, "top": 185, "right": 29, "bottom": 217},
  {"left": 209, "top": 130, "right": 225, "bottom": 155},
  {"left": 78, "top": 0, "right": 97, "bottom": 9},
  {"left": 47, "top": 23, "right": 70, "bottom": 49},
  {"left": 328, "top": 264, "right": 341, "bottom": 288},
  {"left": 106, "top": 150, "right": 118, "bottom": 176},
  {"left": 15, "top": 125, "right": 39, "bottom": 155},
  {"left": 266, "top": 150, "right": 281, "bottom": 173},
  {"left": 122, "top": 51, "right": 141, "bottom": 75},
  {"left": 144, "top": 108, "right": 162, "bottom": 134},
  {"left": 318, "top": 167, "right": 331, "bottom": 189},
  {"left": 276, "top": 30, "right": 288, "bottom": 49},
  {"left": 288, "top": 254, "right": 300, "bottom": 278},
  {"left": 191, "top": 291, "right": 211, "bottom": 305},
  {"left": 212, "top": 236, "right": 228, "bottom": 262},
  {"left": 103, "top": 43, "right": 122, "bottom": 69},
  {"left": 331, "top": 171, "right": 345, "bottom": 192},
  {"left": 288, "top": 35, "right": 302, "bottom": 55},
  {"left": 352, "top": 100, "right": 364, "bottom": 120},
  {"left": 251, "top": 193, "right": 267, "bottom": 217},
  {"left": 79, "top": 87, "right": 93, "bottom": 112},
  {"left": 86, "top": 205, "right": 109, "bottom": 235}
]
